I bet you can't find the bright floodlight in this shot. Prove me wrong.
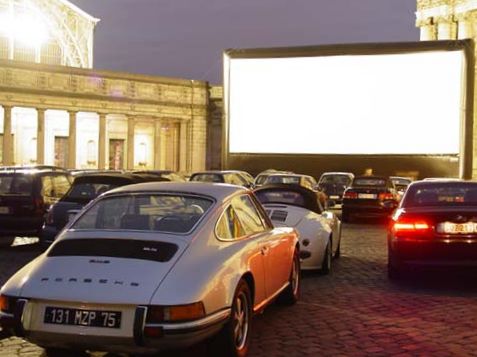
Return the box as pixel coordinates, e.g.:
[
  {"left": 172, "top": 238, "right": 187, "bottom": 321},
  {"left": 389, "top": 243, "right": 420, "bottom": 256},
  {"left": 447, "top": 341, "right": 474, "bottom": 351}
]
[{"left": 0, "top": 12, "right": 49, "bottom": 47}]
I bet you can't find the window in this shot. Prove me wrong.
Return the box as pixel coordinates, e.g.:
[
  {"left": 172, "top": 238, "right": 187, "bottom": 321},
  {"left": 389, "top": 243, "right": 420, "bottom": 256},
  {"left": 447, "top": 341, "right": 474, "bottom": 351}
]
[
  {"left": 232, "top": 195, "right": 265, "bottom": 235},
  {"left": 53, "top": 175, "right": 71, "bottom": 198},
  {"left": 216, "top": 205, "right": 246, "bottom": 239},
  {"left": 72, "top": 194, "right": 213, "bottom": 234},
  {"left": 224, "top": 173, "right": 246, "bottom": 186},
  {"left": 41, "top": 176, "right": 55, "bottom": 205}
]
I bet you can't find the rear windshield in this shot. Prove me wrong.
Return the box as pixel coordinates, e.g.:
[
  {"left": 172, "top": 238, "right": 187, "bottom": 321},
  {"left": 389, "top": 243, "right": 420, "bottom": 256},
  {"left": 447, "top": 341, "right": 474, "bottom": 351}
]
[
  {"left": 72, "top": 194, "right": 214, "bottom": 234},
  {"left": 65, "top": 183, "right": 118, "bottom": 202},
  {"left": 255, "top": 190, "right": 306, "bottom": 207},
  {"left": 404, "top": 184, "right": 477, "bottom": 207},
  {"left": 353, "top": 178, "right": 386, "bottom": 187},
  {"left": 319, "top": 175, "right": 352, "bottom": 185},
  {"left": 0, "top": 174, "right": 33, "bottom": 195},
  {"left": 264, "top": 176, "right": 300, "bottom": 185},
  {"left": 190, "top": 174, "right": 223, "bottom": 183},
  {"left": 391, "top": 178, "right": 411, "bottom": 186}
]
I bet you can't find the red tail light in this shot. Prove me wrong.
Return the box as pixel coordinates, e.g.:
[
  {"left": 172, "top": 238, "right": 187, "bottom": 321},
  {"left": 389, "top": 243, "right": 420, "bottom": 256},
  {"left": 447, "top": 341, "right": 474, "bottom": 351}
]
[
  {"left": 33, "top": 197, "right": 44, "bottom": 212},
  {"left": 344, "top": 191, "right": 358, "bottom": 199},
  {"left": 379, "top": 192, "right": 394, "bottom": 201},
  {"left": 392, "top": 218, "right": 431, "bottom": 238}
]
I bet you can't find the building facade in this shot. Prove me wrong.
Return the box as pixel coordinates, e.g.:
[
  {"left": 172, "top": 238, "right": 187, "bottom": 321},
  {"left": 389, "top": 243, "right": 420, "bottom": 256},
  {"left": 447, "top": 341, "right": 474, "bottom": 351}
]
[
  {"left": 0, "top": 0, "right": 208, "bottom": 172},
  {"left": 416, "top": 0, "right": 477, "bottom": 176}
]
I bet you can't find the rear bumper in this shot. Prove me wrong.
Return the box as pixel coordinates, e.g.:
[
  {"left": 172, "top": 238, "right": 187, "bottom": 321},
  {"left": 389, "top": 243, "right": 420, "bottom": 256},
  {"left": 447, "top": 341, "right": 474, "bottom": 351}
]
[
  {"left": 343, "top": 204, "right": 393, "bottom": 218},
  {"left": 1, "top": 301, "right": 230, "bottom": 353},
  {"left": 389, "top": 238, "right": 477, "bottom": 267},
  {"left": 0, "top": 216, "right": 43, "bottom": 237}
]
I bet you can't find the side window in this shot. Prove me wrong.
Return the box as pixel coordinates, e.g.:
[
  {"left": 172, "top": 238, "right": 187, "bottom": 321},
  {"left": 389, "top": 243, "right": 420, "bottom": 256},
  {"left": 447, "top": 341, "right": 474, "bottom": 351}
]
[
  {"left": 41, "top": 176, "right": 55, "bottom": 204},
  {"left": 216, "top": 205, "right": 246, "bottom": 239},
  {"left": 232, "top": 195, "right": 265, "bottom": 235},
  {"left": 53, "top": 175, "right": 71, "bottom": 198}
]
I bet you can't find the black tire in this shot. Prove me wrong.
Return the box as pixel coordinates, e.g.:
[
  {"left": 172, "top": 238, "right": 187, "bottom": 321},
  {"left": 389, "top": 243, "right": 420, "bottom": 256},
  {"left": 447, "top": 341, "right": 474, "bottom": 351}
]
[
  {"left": 320, "top": 239, "right": 332, "bottom": 275},
  {"left": 213, "top": 280, "right": 252, "bottom": 357},
  {"left": 334, "top": 239, "right": 341, "bottom": 259},
  {"left": 43, "top": 348, "right": 86, "bottom": 357},
  {"left": 387, "top": 249, "right": 401, "bottom": 280},
  {"left": 278, "top": 248, "right": 300, "bottom": 305},
  {"left": 341, "top": 209, "right": 350, "bottom": 223}
]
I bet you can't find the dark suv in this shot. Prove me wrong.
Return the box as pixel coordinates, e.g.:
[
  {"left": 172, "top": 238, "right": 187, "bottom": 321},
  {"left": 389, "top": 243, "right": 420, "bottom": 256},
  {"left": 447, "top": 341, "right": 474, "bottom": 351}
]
[
  {"left": 40, "top": 172, "right": 167, "bottom": 246},
  {"left": 0, "top": 166, "right": 72, "bottom": 244}
]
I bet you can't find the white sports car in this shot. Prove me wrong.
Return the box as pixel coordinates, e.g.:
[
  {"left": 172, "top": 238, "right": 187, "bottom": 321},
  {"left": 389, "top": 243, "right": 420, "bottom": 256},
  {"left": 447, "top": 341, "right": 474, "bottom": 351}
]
[
  {"left": 255, "top": 184, "right": 342, "bottom": 272},
  {"left": 0, "top": 182, "right": 300, "bottom": 356}
]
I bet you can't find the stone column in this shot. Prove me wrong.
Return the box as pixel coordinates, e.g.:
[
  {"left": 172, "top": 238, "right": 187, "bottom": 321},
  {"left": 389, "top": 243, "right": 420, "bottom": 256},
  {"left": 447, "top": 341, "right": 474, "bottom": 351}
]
[
  {"left": 68, "top": 111, "right": 77, "bottom": 169},
  {"left": 154, "top": 119, "right": 162, "bottom": 169},
  {"left": 98, "top": 113, "right": 107, "bottom": 170},
  {"left": 127, "top": 116, "right": 135, "bottom": 170},
  {"left": 457, "top": 14, "right": 472, "bottom": 39},
  {"left": 437, "top": 16, "right": 457, "bottom": 40},
  {"left": 417, "top": 18, "right": 437, "bottom": 41},
  {"left": 2, "top": 106, "right": 13, "bottom": 166},
  {"left": 179, "top": 120, "right": 188, "bottom": 172},
  {"left": 36, "top": 108, "right": 46, "bottom": 165}
]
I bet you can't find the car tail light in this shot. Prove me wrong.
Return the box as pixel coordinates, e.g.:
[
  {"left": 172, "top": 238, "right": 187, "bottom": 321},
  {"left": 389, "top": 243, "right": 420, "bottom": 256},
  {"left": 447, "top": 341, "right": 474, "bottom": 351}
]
[
  {"left": 33, "top": 197, "right": 44, "bottom": 212},
  {"left": 0, "top": 295, "right": 16, "bottom": 314},
  {"left": 379, "top": 192, "right": 394, "bottom": 200},
  {"left": 344, "top": 191, "right": 358, "bottom": 199},
  {"left": 146, "top": 302, "right": 205, "bottom": 323},
  {"left": 392, "top": 218, "right": 431, "bottom": 237}
]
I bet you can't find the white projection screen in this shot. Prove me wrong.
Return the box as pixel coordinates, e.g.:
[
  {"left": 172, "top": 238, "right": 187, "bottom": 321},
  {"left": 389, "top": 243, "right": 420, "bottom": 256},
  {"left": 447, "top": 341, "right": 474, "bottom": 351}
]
[{"left": 223, "top": 41, "right": 474, "bottom": 178}]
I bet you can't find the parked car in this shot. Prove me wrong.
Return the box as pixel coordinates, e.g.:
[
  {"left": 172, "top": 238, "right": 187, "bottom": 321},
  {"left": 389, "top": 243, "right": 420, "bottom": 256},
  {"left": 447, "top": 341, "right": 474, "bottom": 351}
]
[
  {"left": 390, "top": 176, "right": 412, "bottom": 198},
  {"left": 317, "top": 172, "right": 354, "bottom": 206},
  {"left": 388, "top": 180, "right": 477, "bottom": 279},
  {"left": 261, "top": 173, "right": 328, "bottom": 208},
  {"left": 342, "top": 176, "right": 399, "bottom": 222},
  {"left": 0, "top": 166, "right": 72, "bottom": 245},
  {"left": 0, "top": 182, "right": 300, "bottom": 356},
  {"left": 189, "top": 170, "right": 252, "bottom": 187},
  {"left": 40, "top": 172, "right": 168, "bottom": 246},
  {"left": 132, "top": 170, "right": 186, "bottom": 182},
  {"left": 255, "top": 184, "right": 341, "bottom": 272},
  {"left": 253, "top": 170, "right": 294, "bottom": 188}
]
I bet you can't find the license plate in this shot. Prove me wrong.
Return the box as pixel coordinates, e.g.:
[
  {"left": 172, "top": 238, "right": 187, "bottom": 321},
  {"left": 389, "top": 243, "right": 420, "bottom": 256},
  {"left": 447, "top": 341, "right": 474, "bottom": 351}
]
[
  {"left": 44, "top": 306, "right": 122, "bottom": 328},
  {"left": 437, "top": 222, "right": 477, "bottom": 234},
  {"left": 329, "top": 195, "right": 340, "bottom": 200},
  {"left": 0, "top": 206, "right": 9, "bottom": 214},
  {"left": 358, "top": 193, "right": 377, "bottom": 199}
]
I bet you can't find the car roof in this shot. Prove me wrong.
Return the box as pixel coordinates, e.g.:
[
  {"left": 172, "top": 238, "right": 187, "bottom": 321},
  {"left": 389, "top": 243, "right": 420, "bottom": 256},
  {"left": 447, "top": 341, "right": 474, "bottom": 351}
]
[
  {"left": 320, "top": 172, "right": 354, "bottom": 176},
  {"left": 103, "top": 181, "right": 248, "bottom": 203},
  {"left": 409, "top": 179, "right": 471, "bottom": 187},
  {"left": 73, "top": 172, "right": 162, "bottom": 184}
]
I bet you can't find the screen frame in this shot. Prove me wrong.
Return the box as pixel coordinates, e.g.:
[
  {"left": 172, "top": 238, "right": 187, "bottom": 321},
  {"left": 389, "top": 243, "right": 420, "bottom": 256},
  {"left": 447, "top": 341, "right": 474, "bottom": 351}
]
[{"left": 222, "top": 40, "right": 474, "bottom": 179}]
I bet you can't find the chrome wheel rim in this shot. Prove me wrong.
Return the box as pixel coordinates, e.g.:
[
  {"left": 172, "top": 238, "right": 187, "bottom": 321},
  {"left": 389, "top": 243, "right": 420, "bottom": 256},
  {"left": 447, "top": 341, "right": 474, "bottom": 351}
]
[{"left": 233, "top": 291, "right": 249, "bottom": 350}]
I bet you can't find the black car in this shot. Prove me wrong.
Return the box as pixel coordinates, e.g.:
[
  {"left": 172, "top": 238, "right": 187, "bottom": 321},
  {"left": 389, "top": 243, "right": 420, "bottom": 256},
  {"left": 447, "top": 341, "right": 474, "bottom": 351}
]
[
  {"left": 40, "top": 172, "right": 166, "bottom": 246},
  {"left": 388, "top": 180, "right": 477, "bottom": 279},
  {"left": 189, "top": 170, "right": 252, "bottom": 187},
  {"left": 0, "top": 166, "right": 72, "bottom": 245},
  {"left": 341, "top": 175, "right": 399, "bottom": 222},
  {"left": 317, "top": 172, "right": 354, "bottom": 206}
]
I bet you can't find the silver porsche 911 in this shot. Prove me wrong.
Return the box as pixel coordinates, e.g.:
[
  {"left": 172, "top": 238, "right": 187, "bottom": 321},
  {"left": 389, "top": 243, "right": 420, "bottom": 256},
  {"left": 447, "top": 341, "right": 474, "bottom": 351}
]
[{"left": 0, "top": 182, "right": 300, "bottom": 356}]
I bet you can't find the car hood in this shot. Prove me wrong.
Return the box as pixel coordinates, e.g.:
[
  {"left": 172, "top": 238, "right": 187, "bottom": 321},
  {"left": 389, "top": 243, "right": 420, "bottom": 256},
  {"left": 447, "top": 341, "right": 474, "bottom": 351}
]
[{"left": 3, "top": 233, "right": 190, "bottom": 305}]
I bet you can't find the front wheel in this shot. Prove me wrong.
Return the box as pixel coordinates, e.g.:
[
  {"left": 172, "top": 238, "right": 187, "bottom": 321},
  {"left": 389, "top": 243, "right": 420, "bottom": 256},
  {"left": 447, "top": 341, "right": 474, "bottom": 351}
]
[
  {"left": 213, "top": 280, "right": 252, "bottom": 357},
  {"left": 320, "top": 240, "right": 332, "bottom": 275},
  {"left": 278, "top": 248, "right": 300, "bottom": 305}
]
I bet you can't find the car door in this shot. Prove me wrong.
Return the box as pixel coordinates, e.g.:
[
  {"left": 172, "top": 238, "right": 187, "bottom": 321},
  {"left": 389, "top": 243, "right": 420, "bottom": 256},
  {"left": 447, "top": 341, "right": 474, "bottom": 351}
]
[{"left": 232, "top": 194, "right": 290, "bottom": 298}]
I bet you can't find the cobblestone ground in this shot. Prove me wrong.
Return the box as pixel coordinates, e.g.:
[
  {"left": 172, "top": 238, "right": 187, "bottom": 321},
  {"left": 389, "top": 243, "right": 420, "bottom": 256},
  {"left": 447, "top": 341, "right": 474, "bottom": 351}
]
[{"left": 1, "top": 222, "right": 477, "bottom": 357}]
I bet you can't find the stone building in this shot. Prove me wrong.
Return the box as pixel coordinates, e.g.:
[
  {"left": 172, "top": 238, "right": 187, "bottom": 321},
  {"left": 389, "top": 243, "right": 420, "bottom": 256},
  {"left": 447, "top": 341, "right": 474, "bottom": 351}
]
[
  {"left": 0, "top": 0, "right": 208, "bottom": 172},
  {"left": 416, "top": 0, "right": 477, "bottom": 176}
]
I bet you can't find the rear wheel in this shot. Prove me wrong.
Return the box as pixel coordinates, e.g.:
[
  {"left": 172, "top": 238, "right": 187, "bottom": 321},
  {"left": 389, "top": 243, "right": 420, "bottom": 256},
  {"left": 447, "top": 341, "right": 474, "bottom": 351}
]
[
  {"left": 0, "top": 236, "right": 15, "bottom": 248},
  {"left": 43, "top": 348, "right": 86, "bottom": 357},
  {"left": 212, "top": 280, "right": 252, "bottom": 357},
  {"left": 278, "top": 248, "right": 300, "bottom": 305},
  {"left": 320, "top": 239, "right": 332, "bottom": 275},
  {"left": 387, "top": 249, "right": 401, "bottom": 280},
  {"left": 341, "top": 209, "right": 350, "bottom": 223}
]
